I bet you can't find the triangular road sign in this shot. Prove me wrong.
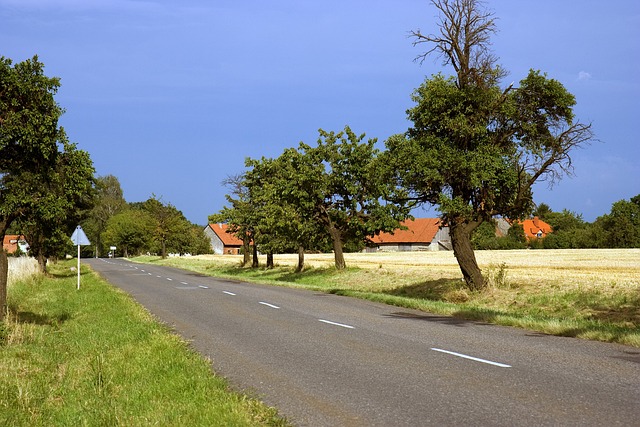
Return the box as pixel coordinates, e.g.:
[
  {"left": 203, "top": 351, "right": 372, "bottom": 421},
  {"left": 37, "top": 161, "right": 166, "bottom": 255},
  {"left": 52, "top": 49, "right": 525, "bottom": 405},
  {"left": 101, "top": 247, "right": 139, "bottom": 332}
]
[{"left": 70, "top": 225, "right": 91, "bottom": 246}]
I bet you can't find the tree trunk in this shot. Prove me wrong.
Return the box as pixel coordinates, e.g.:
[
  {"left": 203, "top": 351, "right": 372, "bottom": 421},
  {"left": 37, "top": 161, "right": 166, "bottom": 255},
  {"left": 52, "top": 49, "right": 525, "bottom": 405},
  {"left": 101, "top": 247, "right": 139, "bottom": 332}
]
[
  {"left": 161, "top": 239, "right": 167, "bottom": 259},
  {"left": 0, "top": 250, "right": 7, "bottom": 321},
  {"left": 329, "top": 225, "right": 346, "bottom": 270},
  {"left": 295, "top": 245, "right": 305, "bottom": 273},
  {"left": 450, "top": 220, "right": 485, "bottom": 290},
  {"left": 1, "top": 218, "right": 11, "bottom": 321},
  {"left": 266, "top": 252, "right": 274, "bottom": 269},
  {"left": 37, "top": 251, "right": 47, "bottom": 274},
  {"left": 252, "top": 242, "right": 259, "bottom": 268},
  {"left": 242, "top": 236, "right": 250, "bottom": 266}
]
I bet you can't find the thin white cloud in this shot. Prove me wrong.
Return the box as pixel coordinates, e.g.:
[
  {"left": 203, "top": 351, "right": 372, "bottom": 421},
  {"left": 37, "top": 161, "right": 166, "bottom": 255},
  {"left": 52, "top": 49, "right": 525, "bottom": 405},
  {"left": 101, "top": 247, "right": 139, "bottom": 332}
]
[{"left": 578, "top": 71, "right": 592, "bottom": 81}]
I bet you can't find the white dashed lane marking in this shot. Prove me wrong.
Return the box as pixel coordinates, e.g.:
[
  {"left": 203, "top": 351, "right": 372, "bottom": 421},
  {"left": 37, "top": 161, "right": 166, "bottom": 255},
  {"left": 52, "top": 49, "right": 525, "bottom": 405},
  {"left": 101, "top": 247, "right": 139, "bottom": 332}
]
[
  {"left": 318, "top": 319, "right": 355, "bottom": 329},
  {"left": 259, "top": 302, "right": 280, "bottom": 309},
  {"left": 431, "top": 348, "right": 511, "bottom": 368}
]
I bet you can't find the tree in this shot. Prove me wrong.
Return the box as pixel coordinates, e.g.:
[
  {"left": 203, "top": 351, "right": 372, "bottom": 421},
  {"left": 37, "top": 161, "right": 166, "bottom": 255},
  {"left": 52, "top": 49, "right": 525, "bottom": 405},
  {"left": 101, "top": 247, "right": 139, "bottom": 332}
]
[
  {"left": 532, "top": 203, "right": 553, "bottom": 220},
  {"left": 383, "top": 0, "right": 594, "bottom": 290},
  {"left": 293, "top": 127, "right": 408, "bottom": 270},
  {"left": 82, "top": 175, "right": 126, "bottom": 257},
  {"left": 539, "top": 208, "right": 587, "bottom": 249},
  {"left": 593, "top": 195, "right": 640, "bottom": 248},
  {"left": 1, "top": 56, "right": 67, "bottom": 319},
  {"left": 143, "top": 195, "right": 187, "bottom": 259},
  {"left": 16, "top": 138, "right": 95, "bottom": 272},
  {"left": 101, "top": 209, "right": 153, "bottom": 257},
  {"left": 210, "top": 174, "right": 256, "bottom": 266},
  {"left": 245, "top": 148, "right": 329, "bottom": 272}
]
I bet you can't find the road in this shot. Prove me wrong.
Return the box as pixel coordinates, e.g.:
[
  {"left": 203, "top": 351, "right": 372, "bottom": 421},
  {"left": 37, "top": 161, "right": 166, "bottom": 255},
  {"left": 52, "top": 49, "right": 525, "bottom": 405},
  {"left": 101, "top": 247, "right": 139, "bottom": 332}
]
[{"left": 86, "top": 258, "right": 640, "bottom": 426}]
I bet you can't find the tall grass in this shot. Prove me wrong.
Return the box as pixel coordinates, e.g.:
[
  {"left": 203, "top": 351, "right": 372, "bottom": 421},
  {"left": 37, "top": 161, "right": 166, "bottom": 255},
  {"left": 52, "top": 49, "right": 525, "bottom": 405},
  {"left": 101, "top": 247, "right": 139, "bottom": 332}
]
[
  {"left": 7, "top": 257, "right": 40, "bottom": 286},
  {"left": 0, "top": 260, "right": 286, "bottom": 426}
]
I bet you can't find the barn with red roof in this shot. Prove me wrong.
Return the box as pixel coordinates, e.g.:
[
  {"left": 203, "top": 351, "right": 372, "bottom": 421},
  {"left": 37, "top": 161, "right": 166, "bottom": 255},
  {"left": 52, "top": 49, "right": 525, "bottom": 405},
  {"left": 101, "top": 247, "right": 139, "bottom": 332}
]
[
  {"left": 204, "top": 223, "right": 244, "bottom": 255},
  {"left": 368, "top": 218, "right": 451, "bottom": 251}
]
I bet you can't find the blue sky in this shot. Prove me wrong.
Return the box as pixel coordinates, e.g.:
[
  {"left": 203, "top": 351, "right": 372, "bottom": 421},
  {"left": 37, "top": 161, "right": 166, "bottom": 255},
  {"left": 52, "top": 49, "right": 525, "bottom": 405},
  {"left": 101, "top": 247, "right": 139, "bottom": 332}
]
[{"left": 2, "top": 0, "right": 639, "bottom": 224}]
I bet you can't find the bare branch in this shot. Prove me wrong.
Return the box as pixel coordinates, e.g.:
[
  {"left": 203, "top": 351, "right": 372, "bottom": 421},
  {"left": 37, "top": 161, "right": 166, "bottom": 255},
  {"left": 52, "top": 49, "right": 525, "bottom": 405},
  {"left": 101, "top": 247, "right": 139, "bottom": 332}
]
[{"left": 410, "top": 0, "right": 499, "bottom": 88}]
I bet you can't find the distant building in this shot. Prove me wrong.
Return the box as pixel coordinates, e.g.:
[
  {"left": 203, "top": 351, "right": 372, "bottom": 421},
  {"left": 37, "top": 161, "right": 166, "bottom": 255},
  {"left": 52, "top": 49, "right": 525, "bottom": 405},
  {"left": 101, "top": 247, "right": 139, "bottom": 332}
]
[
  {"left": 2, "top": 235, "right": 29, "bottom": 254},
  {"left": 367, "top": 218, "right": 451, "bottom": 252},
  {"left": 495, "top": 217, "right": 553, "bottom": 240},
  {"left": 204, "top": 223, "right": 243, "bottom": 255}
]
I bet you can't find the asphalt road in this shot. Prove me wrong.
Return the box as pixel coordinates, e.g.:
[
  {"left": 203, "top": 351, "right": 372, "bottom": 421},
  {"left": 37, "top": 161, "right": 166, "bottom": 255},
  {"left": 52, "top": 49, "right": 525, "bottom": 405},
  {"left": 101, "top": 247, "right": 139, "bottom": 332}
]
[{"left": 86, "top": 258, "right": 640, "bottom": 426}]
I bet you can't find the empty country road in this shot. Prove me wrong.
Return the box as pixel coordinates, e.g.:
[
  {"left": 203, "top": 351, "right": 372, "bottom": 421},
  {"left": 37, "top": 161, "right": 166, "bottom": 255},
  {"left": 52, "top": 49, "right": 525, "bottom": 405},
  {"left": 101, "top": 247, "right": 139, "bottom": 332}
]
[{"left": 86, "top": 258, "right": 640, "bottom": 426}]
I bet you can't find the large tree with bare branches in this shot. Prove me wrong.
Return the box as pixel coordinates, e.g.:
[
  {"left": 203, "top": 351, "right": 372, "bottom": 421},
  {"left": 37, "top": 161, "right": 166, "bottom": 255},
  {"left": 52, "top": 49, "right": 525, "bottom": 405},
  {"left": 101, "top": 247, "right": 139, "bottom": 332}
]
[{"left": 383, "top": 0, "right": 594, "bottom": 290}]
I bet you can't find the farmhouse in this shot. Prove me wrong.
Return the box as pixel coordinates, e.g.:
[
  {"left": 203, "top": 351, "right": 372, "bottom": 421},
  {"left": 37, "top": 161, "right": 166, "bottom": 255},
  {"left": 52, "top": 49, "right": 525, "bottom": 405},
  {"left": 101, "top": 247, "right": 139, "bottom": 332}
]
[
  {"left": 2, "top": 235, "right": 29, "bottom": 254},
  {"left": 496, "top": 217, "right": 553, "bottom": 239},
  {"left": 204, "top": 223, "right": 243, "bottom": 255},
  {"left": 368, "top": 218, "right": 451, "bottom": 252}
]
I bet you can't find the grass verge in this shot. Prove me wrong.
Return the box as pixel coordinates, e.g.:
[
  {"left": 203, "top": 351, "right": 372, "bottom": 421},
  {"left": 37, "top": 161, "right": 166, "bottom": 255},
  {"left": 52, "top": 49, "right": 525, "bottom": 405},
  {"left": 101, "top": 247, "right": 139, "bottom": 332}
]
[
  {"left": 1, "top": 260, "right": 287, "bottom": 427},
  {"left": 133, "top": 252, "right": 640, "bottom": 348}
]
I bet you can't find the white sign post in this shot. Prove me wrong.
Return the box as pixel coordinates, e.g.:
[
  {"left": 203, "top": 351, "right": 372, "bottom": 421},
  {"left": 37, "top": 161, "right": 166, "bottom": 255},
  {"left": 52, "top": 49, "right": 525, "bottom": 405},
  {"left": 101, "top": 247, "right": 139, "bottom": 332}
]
[{"left": 70, "top": 225, "right": 91, "bottom": 290}]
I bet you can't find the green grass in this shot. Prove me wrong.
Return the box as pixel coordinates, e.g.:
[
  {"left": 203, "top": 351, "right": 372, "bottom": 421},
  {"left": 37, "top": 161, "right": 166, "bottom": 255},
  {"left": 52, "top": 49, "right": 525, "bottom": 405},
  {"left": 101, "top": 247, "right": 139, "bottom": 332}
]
[
  {"left": 1, "top": 260, "right": 287, "bottom": 426},
  {"left": 134, "top": 255, "right": 640, "bottom": 347}
]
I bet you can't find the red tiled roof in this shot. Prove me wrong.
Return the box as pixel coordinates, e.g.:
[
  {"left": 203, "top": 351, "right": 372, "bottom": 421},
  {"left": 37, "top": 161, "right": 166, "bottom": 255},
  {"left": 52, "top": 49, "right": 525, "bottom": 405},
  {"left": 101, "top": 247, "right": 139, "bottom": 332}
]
[
  {"left": 207, "top": 224, "right": 243, "bottom": 246},
  {"left": 370, "top": 218, "right": 441, "bottom": 244},
  {"left": 516, "top": 217, "right": 553, "bottom": 239},
  {"left": 3, "top": 235, "right": 22, "bottom": 253}
]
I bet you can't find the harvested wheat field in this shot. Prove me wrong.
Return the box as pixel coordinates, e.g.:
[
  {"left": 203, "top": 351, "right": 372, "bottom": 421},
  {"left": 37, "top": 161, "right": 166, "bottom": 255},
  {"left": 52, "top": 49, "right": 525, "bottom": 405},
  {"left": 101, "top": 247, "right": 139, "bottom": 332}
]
[{"left": 194, "top": 248, "right": 640, "bottom": 291}]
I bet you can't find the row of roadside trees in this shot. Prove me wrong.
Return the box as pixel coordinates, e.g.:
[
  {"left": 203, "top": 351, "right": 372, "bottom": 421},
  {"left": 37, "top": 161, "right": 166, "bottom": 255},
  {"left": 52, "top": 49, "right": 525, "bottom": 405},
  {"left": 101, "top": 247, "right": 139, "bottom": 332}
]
[
  {"left": 210, "top": 127, "right": 411, "bottom": 273},
  {"left": 212, "top": 0, "right": 596, "bottom": 291}
]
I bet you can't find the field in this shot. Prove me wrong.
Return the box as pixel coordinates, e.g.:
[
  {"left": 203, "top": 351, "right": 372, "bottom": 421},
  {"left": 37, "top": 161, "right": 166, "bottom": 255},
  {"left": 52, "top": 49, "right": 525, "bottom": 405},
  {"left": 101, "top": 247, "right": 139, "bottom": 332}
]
[{"left": 141, "top": 249, "right": 640, "bottom": 347}]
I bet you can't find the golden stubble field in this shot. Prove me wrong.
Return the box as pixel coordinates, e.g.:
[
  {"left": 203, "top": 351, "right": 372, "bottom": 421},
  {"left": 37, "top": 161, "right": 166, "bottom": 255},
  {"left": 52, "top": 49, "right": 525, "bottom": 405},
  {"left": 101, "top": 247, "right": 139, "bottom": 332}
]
[{"left": 194, "top": 248, "right": 640, "bottom": 292}]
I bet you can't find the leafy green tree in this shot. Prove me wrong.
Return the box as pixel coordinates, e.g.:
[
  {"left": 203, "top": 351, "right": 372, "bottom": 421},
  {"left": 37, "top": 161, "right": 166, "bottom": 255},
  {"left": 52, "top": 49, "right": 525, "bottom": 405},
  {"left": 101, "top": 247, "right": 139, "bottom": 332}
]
[
  {"left": 506, "top": 223, "right": 527, "bottom": 247},
  {"left": 541, "top": 209, "right": 588, "bottom": 249},
  {"left": 471, "top": 220, "right": 498, "bottom": 249},
  {"left": 16, "top": 139, "right": 95, "bottom": 271},
  {"left": 245, "top": 148, "right": 329, "bottom": 272},
  {"left": 102, "top": 209, "right": 153, "bottom": 257},
  {"left": 593, "top": 195, "right": 640, "bottom": 248},
  {"left": 210, "top": 174, "right": 256, "bottom": 266},
  {"left": 532, "top": 203, "right": 553, "bottom": 220},
  {"left": 471, "top": 220, "right": 526, "bottom": 250},
  {"left": 82, "top": 175, "right": 127, "bottom": 257},
  {"left": 174, "top": 225, "right": 212, "bottom": 256},
  {"left": 383, "top": 0, "right": 594, "bottom": 290},
  {"left": 296, "top": 127, "right": 409, "bottom": 270},
  {"left": 143, "top": 196, "right": 186, "bottom": 259},
  {"left": 1, "top": 55, "right": 67, "bottom": 319}
]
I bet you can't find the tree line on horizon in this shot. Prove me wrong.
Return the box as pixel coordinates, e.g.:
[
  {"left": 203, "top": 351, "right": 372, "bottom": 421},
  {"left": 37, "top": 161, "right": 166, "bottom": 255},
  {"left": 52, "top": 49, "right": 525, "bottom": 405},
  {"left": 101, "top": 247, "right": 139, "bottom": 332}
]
[
  {"left": 80, "top": 175, "right": 211, "bottom": 259},
  {"left": 472, "top": 198, "right": 640, "bottom": 250}
]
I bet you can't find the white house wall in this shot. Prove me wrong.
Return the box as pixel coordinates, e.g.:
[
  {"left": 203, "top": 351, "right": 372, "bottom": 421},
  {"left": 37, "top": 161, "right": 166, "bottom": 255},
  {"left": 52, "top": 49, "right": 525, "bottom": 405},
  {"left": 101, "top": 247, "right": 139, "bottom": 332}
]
[{"left": 203, "top": 226, "right": 224, "bottom": 255}]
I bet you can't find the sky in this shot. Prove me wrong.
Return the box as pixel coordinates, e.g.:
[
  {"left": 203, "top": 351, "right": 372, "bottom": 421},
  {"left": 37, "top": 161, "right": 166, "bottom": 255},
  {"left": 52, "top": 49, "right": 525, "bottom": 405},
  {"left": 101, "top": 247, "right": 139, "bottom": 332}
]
[{"left": 2, "top": 0, "right": 639, "bottom": 225}]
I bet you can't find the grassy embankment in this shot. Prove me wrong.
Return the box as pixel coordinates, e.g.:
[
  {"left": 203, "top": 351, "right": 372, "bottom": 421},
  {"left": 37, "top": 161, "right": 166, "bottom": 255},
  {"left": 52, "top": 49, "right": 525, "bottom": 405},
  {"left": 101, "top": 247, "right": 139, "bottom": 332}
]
[
  {"left": 135, "top": 249, "right": 640, "bottom": 347},
  {"left": 1, "top": 258, "right": 287, "bottom": 426}
]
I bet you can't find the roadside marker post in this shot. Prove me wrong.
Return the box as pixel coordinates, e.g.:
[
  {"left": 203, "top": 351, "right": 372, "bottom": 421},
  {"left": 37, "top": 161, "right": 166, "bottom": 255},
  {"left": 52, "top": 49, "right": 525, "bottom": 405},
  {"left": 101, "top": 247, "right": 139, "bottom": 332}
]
[{"left": 70, "top": 225, "right": 91, "bottom": 290}]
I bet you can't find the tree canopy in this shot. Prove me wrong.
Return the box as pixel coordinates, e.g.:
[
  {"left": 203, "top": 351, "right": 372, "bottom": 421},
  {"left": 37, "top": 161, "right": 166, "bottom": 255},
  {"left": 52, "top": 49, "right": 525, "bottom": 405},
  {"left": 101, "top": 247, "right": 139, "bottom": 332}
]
[
  {"left": 382, "top": 0, "right": 594, "bottom": 289},
  {"left": 1, "top": 56, "right": 96, "bottom": 319},
  {"left": 214, "top": 127, "right": 410, "bottom": 270}
]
